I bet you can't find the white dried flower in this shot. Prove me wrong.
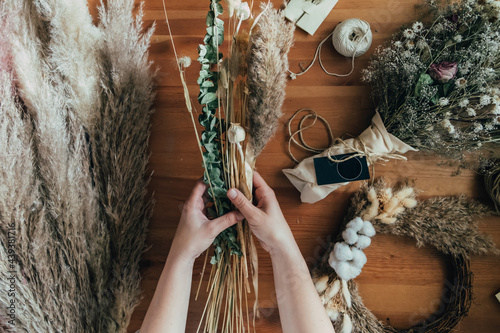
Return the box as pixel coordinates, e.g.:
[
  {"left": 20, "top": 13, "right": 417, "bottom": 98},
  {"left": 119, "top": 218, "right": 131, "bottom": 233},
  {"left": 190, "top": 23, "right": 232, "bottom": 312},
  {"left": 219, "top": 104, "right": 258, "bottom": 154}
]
[
  {"left": 412, "top": 21, "right": 424, "bottom": 32},
  {"left": 403, "top": 28, "right": 415, "bottom": 39},
  {"left": 441, "top": 119, "right": 455, "bottom": 134},
  {"left": 433, "top": 23, "right": 444, "bottom": 33},
  {"left": 178, "top": 56, "right": 192, "bottom": 68},
  {"left": 493, "top": 105, "right": 500, "bottom": 115},
  {"left": 224, "top": 0, "right": 242, "bottom": 17},
  {"left": 492, "top": 95, "right": 500, "bottom": 105},
  {"left": 394, "top": 41, "right": 403, "bottom": 48},
  {"left": 480, "top": 95, "right": 492, "bottom": 106},
  {"left": 405, "top": 40, "right": 415, "bottom": 49},
  {"left": 473, "top": 122, "right": 483, "bottom": 132},
  {"left": 455, "top": 77, "right": 467, "bottom": 88},
  {"left": 235, "top": 2, "right": 251, "bottom": 20},
  {"left": 459, "top": 99, "right": 469, "bottom": 107},
  {"left": 485, "top": 122, "right": 494, "bottom": 131},
  {"left": 466, "top": 108, "right": 477, "bottom": 117},
  {"left": 438, "top": 97, "right": 449, "bottom": 106},
  {"left": 489, "top": 87, "right": 500, "bottom": 95},
  {"left": 453, "top": 34, "right": 463, "bottom": 42},
  {"left": 416, "top": 39, "right": 428, "bottom": 50}
]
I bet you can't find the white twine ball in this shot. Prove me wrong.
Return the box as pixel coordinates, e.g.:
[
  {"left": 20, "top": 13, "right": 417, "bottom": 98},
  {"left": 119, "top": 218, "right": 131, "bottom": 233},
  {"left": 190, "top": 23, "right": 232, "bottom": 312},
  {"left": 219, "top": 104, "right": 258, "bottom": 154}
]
[{"left": 332, "top": 18, "right": 372, "bottom": 58}]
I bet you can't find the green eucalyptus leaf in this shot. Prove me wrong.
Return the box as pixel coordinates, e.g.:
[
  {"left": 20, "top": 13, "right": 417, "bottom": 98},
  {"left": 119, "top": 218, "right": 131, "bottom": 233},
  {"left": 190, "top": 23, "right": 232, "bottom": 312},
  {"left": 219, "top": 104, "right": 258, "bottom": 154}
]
[
  {"left": 202, "top": 80, "right": 214, "bottom": 88},
  {"left": 206, "top": 11, "right": 214, "bottom": 26},
  {"left": 200, "top": 92, "right": 217, "bottom": 105}
]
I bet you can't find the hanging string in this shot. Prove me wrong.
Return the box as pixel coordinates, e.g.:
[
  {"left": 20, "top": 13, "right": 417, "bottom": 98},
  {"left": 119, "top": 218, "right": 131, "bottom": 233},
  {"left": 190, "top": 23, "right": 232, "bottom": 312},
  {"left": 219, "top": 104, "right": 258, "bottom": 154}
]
[{"left": 288, "top": 18, "right": 372, "bottom": 80}]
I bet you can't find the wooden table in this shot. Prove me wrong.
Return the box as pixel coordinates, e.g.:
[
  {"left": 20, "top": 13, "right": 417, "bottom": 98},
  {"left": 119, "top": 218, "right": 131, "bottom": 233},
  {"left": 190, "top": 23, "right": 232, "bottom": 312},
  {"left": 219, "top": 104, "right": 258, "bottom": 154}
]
[{"left": 88, "top": 0, "right": 500, "bottom": 332}]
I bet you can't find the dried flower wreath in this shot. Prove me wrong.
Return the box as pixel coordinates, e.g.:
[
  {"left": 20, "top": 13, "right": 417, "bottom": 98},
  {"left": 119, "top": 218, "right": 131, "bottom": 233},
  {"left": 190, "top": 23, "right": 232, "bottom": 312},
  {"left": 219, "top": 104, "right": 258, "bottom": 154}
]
[{"left": 312, "top": 179, "right": 498, "bottom": 333}]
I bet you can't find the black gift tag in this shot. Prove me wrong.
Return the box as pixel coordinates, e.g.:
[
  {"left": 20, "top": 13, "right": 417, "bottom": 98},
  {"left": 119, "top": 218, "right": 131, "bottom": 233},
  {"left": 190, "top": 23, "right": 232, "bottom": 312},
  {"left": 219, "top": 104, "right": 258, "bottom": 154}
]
[{"left": 313, "top": 153, "right": 370, "bottom": 185}]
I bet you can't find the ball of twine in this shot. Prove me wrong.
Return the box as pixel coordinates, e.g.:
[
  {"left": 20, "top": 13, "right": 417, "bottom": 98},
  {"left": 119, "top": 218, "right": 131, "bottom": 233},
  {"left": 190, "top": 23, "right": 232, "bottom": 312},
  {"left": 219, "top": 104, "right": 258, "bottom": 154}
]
[
  {"left": 484, "top": 160, "right": 500, "bottom": 213},
  {"left": 332, "top": 18, "right": 372, "bottom": 57}
]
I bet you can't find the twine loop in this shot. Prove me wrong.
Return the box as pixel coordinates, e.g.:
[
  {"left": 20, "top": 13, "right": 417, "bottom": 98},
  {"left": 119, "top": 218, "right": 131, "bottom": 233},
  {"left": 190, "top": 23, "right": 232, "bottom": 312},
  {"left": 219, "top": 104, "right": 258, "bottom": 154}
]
[{"left": 287, "top": 109, "right": 408, "bottom": 179}]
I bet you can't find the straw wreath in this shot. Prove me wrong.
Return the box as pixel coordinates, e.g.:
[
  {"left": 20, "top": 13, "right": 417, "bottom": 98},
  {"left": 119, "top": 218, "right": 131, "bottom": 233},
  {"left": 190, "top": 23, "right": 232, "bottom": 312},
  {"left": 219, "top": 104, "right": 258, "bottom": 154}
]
[{"left": 312, "top": 179, "right": 498, "bottom": 333}]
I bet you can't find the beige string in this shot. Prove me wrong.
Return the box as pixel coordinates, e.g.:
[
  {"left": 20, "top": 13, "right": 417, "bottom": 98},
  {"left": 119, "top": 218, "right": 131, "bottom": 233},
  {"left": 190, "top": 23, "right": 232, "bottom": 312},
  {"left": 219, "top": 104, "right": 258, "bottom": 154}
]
[
  {"left": 287, "top": 109, "right": 409, "bottom": 179},
  {"left": 287, "top": 108, "right": 335, "bottom": 163}
]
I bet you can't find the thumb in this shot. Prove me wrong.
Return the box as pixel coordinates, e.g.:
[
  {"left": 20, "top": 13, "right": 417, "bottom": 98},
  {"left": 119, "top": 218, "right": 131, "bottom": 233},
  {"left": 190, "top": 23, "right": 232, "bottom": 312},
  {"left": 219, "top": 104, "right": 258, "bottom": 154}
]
[
  {"left": 209, "top": 210, "right": 244, "bottom": 237},
  {"left": 227, "top": 188, "right": 257, "bottom": 219}
]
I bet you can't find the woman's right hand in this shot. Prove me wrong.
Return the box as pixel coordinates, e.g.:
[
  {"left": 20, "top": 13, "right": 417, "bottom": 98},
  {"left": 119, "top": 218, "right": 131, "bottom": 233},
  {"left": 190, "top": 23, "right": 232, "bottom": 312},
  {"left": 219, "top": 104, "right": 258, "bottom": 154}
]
[{"left": 227, "top": 171, "right": 294, "bottom": 254}]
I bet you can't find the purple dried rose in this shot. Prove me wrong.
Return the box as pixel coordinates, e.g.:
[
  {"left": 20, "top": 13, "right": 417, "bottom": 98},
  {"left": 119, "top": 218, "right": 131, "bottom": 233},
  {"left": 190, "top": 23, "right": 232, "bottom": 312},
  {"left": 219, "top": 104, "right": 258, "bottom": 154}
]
[
  {"left": 447, "top": 13, "right": 459, "bottom": 23},
  {"left": 428, "top": 61, "right": 458, "bottom": 82}
]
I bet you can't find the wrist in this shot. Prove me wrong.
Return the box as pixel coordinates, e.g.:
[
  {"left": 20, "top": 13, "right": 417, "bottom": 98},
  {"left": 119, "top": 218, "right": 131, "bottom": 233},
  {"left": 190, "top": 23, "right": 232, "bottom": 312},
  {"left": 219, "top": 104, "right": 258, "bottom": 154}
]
[
  {"left": 168, "top": 241, "right": 198, "bottom": 266},
  {"left": 268, "top": 232, "right": 300, "bottom": 259}
]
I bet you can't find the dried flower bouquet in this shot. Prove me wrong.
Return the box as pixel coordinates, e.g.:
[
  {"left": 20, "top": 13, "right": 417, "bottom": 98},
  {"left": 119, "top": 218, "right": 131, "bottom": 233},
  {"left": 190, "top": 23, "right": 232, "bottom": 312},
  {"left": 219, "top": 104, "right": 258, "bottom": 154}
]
[
  {"left": 363, "top": 0, "right": 500, "bottom": 159},
  {"left": 166, "top": 1, "right": 294, "bottom": 331}
]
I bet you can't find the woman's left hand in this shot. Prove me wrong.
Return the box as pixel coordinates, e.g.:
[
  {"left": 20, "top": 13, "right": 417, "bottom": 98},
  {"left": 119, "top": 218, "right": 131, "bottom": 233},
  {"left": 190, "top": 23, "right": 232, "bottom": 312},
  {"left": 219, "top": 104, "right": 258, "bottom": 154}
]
[{"left": 169, "top": 180, "right": 244, "bottom": 262}]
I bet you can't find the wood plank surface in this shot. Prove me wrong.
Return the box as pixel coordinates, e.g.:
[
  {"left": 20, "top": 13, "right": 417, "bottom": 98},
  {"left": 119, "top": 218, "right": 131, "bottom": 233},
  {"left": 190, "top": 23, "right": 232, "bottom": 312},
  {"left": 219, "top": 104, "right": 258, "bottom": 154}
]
[{"left": 89, "top": 1, "right": 500, "bottom": 332}]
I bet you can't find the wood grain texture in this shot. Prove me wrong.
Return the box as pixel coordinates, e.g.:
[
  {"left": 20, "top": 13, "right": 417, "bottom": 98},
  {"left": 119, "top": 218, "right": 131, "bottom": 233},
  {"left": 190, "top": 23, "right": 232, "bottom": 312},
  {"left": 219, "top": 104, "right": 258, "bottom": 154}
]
[{"left": 87, "top": 0, "right": 500, "bottom": 332}]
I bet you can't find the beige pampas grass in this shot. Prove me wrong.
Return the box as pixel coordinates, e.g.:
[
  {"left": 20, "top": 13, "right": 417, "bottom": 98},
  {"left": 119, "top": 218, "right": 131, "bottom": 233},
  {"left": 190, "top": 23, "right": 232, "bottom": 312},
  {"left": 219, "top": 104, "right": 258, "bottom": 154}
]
[
  {"left": 0, "top": 0, "right": 155, "bottom": 331},
  {"left": 246, "top": 5, "right": 294, "bottom": 158},
  {"left": 92, "top": 0, "right": 155, "bottom": 328}
]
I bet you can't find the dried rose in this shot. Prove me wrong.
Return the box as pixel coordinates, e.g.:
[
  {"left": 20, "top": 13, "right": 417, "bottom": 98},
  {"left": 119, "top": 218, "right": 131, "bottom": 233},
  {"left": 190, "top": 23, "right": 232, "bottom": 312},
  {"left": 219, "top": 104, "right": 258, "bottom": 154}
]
[{"left": 428, "top": 61, "right": 458, "bottom": 82}]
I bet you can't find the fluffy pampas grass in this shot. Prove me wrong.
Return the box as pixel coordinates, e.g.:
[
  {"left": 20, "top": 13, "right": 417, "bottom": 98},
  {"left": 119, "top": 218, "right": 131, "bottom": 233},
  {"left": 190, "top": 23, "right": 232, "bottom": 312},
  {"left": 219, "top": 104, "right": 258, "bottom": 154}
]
[
  {"left": 246, "top": 5, "right": 294, "bottom": 158},
  {"left": 0, "top": 0, "right": 155, "bottom": 332}
]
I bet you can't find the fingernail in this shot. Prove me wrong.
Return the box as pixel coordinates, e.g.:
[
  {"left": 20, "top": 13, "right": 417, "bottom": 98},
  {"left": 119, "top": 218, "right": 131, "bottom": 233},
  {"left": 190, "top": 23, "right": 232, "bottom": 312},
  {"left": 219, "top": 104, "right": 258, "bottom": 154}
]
[
  {"left": 227, "top": 188, "right": 237, "bottom": 199},
  {"left": 235, "top": 211, "right": 244, "bottom": 220}
]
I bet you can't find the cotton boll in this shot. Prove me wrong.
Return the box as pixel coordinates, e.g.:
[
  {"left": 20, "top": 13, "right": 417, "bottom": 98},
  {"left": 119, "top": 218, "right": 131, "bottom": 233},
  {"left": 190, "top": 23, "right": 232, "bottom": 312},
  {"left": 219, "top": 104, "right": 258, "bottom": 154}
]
[
  {"left": 355, "top": 235, "right": 371, "bottom": 249},
  {"left": 333, "top": 261, "right": 361, "bottom": 281},
  {"left": 314, "top": 275, "right": 329, "bottom": 294},
  {"left": 351, "top": 248, "right": 367, "bottom": 269},
  {"left": 325, "top": 279, "right": 341, "bottom": 299},
  {"left": 342, "top": 228, "right": 359, "bottom": 245},
  {"left": 361, "top": 221, "right": 376, "bottom": 237},
  {"left": 331, "top": 261, "right": 349, "bottom": 280},
  {"left": 346, "top": 217, "right": 364, "bottom": 232},
  {"left": 334, "top": 242, "right": 354, "bottom": 261}
]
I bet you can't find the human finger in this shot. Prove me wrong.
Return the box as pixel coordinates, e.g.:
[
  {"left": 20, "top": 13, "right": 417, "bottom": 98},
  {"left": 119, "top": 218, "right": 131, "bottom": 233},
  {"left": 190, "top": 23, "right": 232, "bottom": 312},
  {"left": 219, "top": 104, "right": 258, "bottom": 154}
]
[
  {"left": 227, "top": 188, "right": 259, "bottom": 219},
  {"left": 186, "top": 180, "right": 207, "bottom": 211},
  {"left": 207, "top": 210, "right": 244, "bottom": 237}
]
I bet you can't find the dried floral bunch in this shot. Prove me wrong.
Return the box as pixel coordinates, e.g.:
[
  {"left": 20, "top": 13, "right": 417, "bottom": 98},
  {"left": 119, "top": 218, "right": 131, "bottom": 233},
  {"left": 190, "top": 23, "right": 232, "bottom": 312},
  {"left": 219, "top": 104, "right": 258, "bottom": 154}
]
[
  {"left": 312, "top": 179, "right": 498, "bottom": 333},
  {"left": 169, "top": 1, "right": 294, "bottom": 332},
  {"left": 0, "top": 0, "right": 154, "bottom": 331},
  {"left": 362, "top": 0, "right": 500, "bottom": 161}
]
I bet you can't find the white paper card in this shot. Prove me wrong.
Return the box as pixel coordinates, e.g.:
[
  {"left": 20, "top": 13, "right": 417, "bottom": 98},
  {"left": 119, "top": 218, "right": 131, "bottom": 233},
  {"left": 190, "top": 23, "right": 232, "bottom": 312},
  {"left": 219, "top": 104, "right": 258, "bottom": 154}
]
[{"left": 284, "top": 0, "right": 339, "bottom": 35}]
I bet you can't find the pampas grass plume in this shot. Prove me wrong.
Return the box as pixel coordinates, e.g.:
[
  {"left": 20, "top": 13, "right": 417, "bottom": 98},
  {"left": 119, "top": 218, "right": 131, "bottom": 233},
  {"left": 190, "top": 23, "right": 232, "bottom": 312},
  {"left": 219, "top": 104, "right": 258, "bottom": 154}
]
[{"left": 246, "top": 5, "right": 294, "bottom": 157}]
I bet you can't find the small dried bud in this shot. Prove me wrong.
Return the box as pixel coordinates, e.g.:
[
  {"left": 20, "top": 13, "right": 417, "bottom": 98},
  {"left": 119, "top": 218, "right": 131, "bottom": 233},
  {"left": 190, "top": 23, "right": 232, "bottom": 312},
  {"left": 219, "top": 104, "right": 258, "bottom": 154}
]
[{"left": 227, "top": 123, "right": 246, "bottom": 143}]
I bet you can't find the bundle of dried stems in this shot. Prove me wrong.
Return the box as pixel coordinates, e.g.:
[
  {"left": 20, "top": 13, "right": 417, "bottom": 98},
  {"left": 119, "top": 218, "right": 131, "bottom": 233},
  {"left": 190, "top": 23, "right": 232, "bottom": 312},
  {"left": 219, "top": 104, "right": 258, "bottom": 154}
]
[
  {"left": 164, "top": 1, "right": 294, "bottom": 332},
  {"left": 0, "top": 0, "right": 154, "bottom": 332}
]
